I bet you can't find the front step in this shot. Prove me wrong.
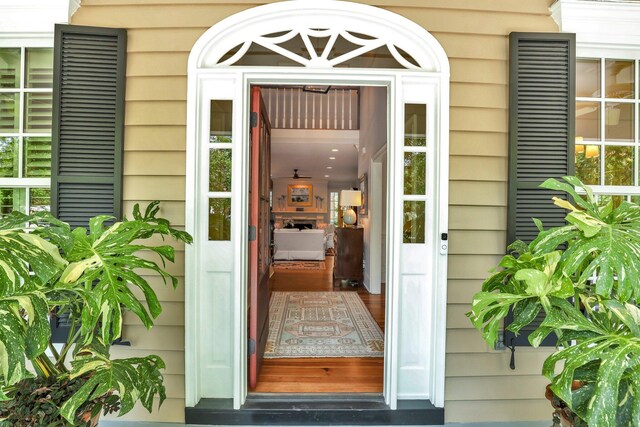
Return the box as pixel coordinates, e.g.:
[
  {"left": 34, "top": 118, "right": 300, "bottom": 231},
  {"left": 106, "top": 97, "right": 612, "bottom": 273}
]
[{"left": 185, "top": 394, "right": 444, "bottom": 425}]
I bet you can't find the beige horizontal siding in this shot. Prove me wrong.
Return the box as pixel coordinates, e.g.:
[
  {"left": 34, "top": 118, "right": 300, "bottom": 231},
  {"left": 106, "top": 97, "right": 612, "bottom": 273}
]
[
  {"left": 450, "top": 156, "right": 507, "bottom": 181},
  {"left": 450, "top": 58, "right": 507, "bottom": 85},
  {"left": 388, "top": 7, "right": 557, "bottom": 36},
  {"left": 125, "top": 325, "right": 184, "bottom": 351},
  {"left": 124, "top": 126, "right": 186, "bottom": 151},
  {"left": 449, "top": 181, "right": 507, "bottom": 206},
  {"left": 446, "top": 304, "right": 474, "bottom": 329},
  {"left": 80, "top": 0, "right": 555, "bottom": 14},
  {"left": 445, "top": 399, "right": 552, "bottom": 423},
  {"left": 449, "top": 230, "right": 506, "bottom": 255},
  {"left": 72, "top": 0, "right": 558, "bottom": 424},
  {"left": 450, "top": 131, "right": 508, "bottom": 157},
  {"left": 123, "top": 176, "right": 186, "bottom": 201},
  {"left": 446, "top": 351, "right": 553, "bottom": 378},
  {"left": 81, "top": 0, "right": 553, "bottom": 14},
  {"left": 451, "top": 107, "right": 507, "bottom": 132},
  {"left": 127, "top": 76, "right": 188, "bottom": 101},
  {"left": 446, "top": 375, "right": 550, "bottom": 401},
  {"left": 448, "top": 279, "right": 484, "bottom": 304},
  {"left": 449, "top": 206, "right": 506, "bottom": 230},
  {"left": 447, "top": 329, "right": 492, "bottom": 353},
  {"left": 124, "top": 152, "right": 186, "bottom": 176},
  {"left": 127, "top": 52, "right": 189, "bottom": 76},
  {"left": 448, "top": 254, "right": 503, "bottom": 280},
  {"left": 126, "top": 101, "right": 187, "bottom": 126},
  {"left": 451, "top": 83, "right": 507, "bottom": 109},
  {"left": 73, "top": 4, "right": 253, "bottom": 28}
]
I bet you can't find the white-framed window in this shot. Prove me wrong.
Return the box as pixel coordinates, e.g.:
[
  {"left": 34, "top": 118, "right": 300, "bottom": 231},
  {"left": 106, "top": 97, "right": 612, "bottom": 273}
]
[
  {"left": 576, "top": 57, "right": 639, "bottom": 206},
  {"left": 329, "top": 191, "right": 339, "bottom": 225},
  {"left": 0, "top": 46, "right": 53, "bottom": 216}
]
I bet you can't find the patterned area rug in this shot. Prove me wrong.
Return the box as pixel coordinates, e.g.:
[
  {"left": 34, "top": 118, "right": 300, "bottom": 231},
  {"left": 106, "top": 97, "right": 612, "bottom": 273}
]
[
  {"left": 265, "top": 292, "right": 384, "bottom": 358},
  {"left": 273, "top": 261, "right": 326, "bottom": 270}
]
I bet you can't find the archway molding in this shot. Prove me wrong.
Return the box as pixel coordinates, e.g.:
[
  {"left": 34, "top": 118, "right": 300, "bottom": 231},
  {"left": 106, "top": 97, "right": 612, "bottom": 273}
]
[{"left": 185, "top": 0, "right": 450, "bottom": 411}]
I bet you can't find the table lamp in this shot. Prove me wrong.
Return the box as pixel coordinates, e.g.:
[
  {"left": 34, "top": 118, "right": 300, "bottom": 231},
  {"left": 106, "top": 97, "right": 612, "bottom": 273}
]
[{"left": 340, "top": 189, "right": 362, "bottom": 226}]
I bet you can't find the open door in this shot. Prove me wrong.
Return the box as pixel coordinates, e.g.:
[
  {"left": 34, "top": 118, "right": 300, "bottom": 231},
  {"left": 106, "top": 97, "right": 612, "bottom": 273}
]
[{"left": 248, "top": 86, "right": 271, "bottom": 388}]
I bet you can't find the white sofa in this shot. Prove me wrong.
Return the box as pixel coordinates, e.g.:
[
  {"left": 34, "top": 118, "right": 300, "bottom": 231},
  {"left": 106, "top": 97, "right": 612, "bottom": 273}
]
[{"left": 273, "top": 229, "right": 326, "bottom": 261}]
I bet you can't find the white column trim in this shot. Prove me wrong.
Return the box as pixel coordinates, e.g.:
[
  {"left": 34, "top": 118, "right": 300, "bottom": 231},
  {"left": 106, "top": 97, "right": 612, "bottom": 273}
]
[
  {"left": 0, "top": 0, "right": 76, "bottom": 38},
  {"left": 551, "top": 0, "right": 640, "bottom": 53}
]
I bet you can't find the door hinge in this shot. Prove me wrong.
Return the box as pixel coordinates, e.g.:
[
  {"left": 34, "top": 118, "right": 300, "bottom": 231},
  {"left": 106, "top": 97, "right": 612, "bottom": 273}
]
[
  {"left": 250, "top": 112, "right": 258, "bottom": 127},
  {"left": 248, "top": 338, "right": 256, "bottom": 355},
  {"left": 248, "top": 225, "right": 257, "bottom": 241}
]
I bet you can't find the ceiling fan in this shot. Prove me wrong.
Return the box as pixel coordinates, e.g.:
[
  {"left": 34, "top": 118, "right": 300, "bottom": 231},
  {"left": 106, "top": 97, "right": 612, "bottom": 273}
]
[{"left": 292, "top": 169, "right": 312, "bottom": 179}]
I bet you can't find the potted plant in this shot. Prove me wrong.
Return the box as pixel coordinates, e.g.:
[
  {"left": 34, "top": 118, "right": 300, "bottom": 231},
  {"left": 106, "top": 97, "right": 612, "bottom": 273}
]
[
  {"left": 468, "top": 177, "right": 640, "bottom": 427},
  {"left": 0, "top": 202, "right": 192, "bottom": 426}
]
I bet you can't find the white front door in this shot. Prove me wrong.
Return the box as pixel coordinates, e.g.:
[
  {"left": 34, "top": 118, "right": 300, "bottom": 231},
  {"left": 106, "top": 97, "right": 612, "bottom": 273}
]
[{"left": 185, "top": 1, "right": 450, "bottom": 410}]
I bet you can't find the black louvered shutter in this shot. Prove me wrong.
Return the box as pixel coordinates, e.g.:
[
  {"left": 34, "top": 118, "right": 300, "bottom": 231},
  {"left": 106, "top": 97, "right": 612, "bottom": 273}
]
[
  {"left": 51, "top": 24, "right": 126, "bottom": 229},
  {"left": 505, "top": 32, "right": 575, "bottom": 349},
  {"left": 50, "top": 25, "right": 126, "bottom": 342}
]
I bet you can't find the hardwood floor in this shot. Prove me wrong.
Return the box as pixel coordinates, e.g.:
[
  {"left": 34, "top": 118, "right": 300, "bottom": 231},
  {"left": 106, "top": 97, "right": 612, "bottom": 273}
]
[{"left": 250, "top": 256, "right": 385, "bottom": 393}]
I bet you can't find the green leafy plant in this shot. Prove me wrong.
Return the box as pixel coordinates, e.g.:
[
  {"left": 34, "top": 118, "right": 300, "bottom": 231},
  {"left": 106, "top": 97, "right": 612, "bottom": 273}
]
[
  {"left": 468, "top": 176, "right": 640, "bottom": 427},
  {"left": 0, "top": 202, "right": 192, "bottom": 425}
]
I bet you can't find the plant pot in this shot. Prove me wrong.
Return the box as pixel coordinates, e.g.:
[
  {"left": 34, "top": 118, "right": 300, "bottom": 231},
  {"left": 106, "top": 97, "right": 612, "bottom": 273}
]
[
  {"left": 80, "top": 410, "right": 100, "bottom": 427},
  {"left": 546, "top": 383, "right": 588, "bottom": 427}
]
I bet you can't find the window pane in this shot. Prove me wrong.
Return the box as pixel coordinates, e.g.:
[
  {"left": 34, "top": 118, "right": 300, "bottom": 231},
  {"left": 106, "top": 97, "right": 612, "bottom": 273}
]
[
  {"left": 25, "top": 48, "right": 53, "bottom": 88},
  {"left": 210, "top": 100, "right": 232, "bottom": 143},
  {"left": 605, "top": 103, "right": 633, "bottom": 142},
  {"left": 23, "top": 137, "right": 51, "bottom": 177},
  {"left": 209, "top": 198, "right": 231, "bottom": 240},
  {"left": 403, "top": 200, "right": 425, "bottom": 244},
  {"left": 575, "top": 145, "right": 600, "bottom": 185},
  {"left": 209, "top": 149, "right": 232, "bottom": 192},
  {"left": 576, "top": 59, "right": 600, "bottom": 98},
  {"left": 576, "top": 101, "right": 600, "bottom": 141},
  {"left": 605, "top": 59, "right": 634, "bottom": 99},
  {"left": 24, "top": 92, "right": 52, "bottom": 133},
  {"left": 605, "top": 145, "right": 633, "bottom": 186},
  {"left": 0, "top": 93, "right": 19, "bottom": 132},
  {"left": 29, "top": 188, "right": 50, "bottom": 214},
  {"left": 0, "top": 188, "right": 25, "bottom": 216},
  {"left": 404, "top": 104, "right": 426, "bottom": 146},
  {"left": 0, "top": 48, "right": 20, "bottom": 89},
  {"left": 0, "top": 137, "right": 18, "bottom": 177},
  {"left": 404, "top": 152, "right": 426, "bottom": 195}
]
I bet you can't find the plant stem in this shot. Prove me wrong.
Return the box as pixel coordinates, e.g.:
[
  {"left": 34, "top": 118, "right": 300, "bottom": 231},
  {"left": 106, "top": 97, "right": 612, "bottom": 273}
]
[
  {"left": 56, "top": 319, "right": 80, "bottom": 370},
  {"left": 48, "top": 342, "right": 61, "bottom": 361}
]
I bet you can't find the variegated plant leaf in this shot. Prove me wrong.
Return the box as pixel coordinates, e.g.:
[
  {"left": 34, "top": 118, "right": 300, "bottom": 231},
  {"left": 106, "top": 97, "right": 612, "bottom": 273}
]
[
  {"left": 0, "top": 291, "right": 50, "bottom": 389},
  {"left": 60, "top": 354, "right": 167, "bottom": 422},
  {"left": 54, "top": 205, "right": 191, "bottom": 346}
]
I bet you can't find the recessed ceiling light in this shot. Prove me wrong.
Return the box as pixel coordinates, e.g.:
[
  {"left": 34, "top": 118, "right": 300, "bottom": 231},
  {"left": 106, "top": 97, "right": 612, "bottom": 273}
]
[
  {"left": 326, "top": 166, "right": 333, "bottom": 169},
  {"left": 329, "top": 156, "right": 336, "bottom": 160},
  {"left": 331, "top": 148, "right": 339, "bottom": 152},
  {"left": 324, "top": 174, "right": 330, "bottom": 178}
]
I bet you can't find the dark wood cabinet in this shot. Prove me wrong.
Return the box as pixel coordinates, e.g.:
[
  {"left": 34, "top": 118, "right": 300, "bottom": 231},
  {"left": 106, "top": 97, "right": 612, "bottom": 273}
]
[{"left": 333, "top": 227, "right": 364, "bottom": 281}]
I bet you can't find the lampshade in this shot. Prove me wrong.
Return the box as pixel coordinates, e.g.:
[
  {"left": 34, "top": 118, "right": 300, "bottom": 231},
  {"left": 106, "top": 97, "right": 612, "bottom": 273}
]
[
  {"left": 340, "top": 190, "right": 361, "bottom": 207},
  {"left": 585, "top": 145, "right": 600, "bottom": 158}
]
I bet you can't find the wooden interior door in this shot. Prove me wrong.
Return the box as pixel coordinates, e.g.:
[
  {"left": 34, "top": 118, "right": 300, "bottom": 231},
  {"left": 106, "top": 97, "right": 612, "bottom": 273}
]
[{"left": 248, "top": 86, "right": 271, "bottom": 388}]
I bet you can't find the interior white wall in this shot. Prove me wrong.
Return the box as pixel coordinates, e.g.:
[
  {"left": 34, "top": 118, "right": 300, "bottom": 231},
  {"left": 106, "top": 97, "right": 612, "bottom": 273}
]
[
  {"left": 381, "top": 154, "right": 388, "bottom": 280},
  {"left": 358, "top": 87, "right": 388, "bottom": 293}
]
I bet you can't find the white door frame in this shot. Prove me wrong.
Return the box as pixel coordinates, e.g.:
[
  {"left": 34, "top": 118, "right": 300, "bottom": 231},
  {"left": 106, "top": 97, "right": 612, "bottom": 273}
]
[
  {"left": 368, "top": 144, "right": 387, "bottom": 296},
  {"left": 184, "top": 0, "right": 450, "bottom": 412}
]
